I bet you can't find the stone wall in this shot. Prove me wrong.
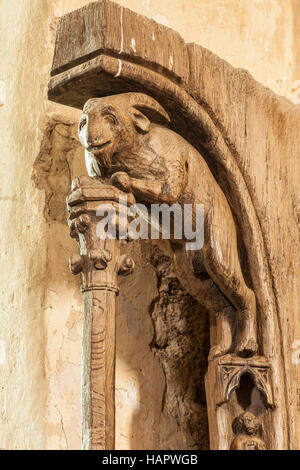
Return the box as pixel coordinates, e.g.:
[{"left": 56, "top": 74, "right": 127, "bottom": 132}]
[{"left": 0, "top": 0, "right": 299, "bottom": 449}]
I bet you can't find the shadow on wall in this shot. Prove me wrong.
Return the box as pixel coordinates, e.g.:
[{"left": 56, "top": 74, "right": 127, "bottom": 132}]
[{"left": 117, "top": 240, "right": 210, "bottom": 450}]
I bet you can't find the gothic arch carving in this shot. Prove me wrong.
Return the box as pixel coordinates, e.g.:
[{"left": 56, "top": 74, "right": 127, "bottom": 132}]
[{"left": 48, "top": 0, "right": 299, "bottom": 450}]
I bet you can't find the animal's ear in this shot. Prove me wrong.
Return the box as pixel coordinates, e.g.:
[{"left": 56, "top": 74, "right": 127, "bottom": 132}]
[{"left": 129, "top": 108, "right": 151, "bottom": 133}]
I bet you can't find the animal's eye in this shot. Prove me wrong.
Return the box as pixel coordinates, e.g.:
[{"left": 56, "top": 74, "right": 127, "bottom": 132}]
[{"left": 105, "top": 114, "right": 117, "bottom": 125}]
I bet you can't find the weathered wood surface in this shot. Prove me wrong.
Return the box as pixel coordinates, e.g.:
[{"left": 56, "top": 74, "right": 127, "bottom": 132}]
[
  {"left": 51, "top": 0, "right": 189, "bottom": 82},
  {"left": 49, "top": 0, "right": 300, "bottom": 450},
  {"left": 82, "top": 288, "right": 116, "bottom": 449}
]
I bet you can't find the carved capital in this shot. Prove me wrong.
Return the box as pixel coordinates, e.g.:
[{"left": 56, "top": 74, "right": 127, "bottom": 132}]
[{"left": 67, "top": 177, "right": 136, "bottom": 290}]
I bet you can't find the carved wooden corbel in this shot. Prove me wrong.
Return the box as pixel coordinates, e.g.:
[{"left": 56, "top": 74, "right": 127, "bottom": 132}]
[
  {"left": 230, "top": 411, "right": 267, "bottom": 450},
  {"left": 205, "top": 354, "right": 274, "bottom": 449},
  {"left": 48, "top": 0, "right": 300, "bottom": 450}
]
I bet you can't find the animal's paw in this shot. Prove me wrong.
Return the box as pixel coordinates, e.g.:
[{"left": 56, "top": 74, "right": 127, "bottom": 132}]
[
  {"left": 111, "top": 172, "right": 132, "bottom": 193},
  {"left": 235, "top": 338, "right": 258, "bottom": 357}
]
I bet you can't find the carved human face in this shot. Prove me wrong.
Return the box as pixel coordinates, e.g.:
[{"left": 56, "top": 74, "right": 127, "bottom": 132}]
[
  {"left": 241, "top": 412, "right": 259, "bottom": 435},
  {"left": 232, "top": 411, "right": 260, "bottom": 436},
  {"left": 79, "top": 99, "right": 136, "bottom": 172}
]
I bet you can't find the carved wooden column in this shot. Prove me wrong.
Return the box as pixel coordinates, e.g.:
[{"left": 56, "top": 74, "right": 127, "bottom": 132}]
[
  {"left": 67, "top": 177, "right": 135, "bottom": 450},
  {"left": 48, "top": 0, "right": 300, "bottom": 450}
]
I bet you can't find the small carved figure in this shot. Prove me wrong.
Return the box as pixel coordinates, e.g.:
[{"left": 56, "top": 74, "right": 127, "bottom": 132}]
[
  {"left": 78, "top": 93, "right": 257, "bottom": 358},
  {"left": 230, "top": 411, "right": 267, "bottom": 450}
]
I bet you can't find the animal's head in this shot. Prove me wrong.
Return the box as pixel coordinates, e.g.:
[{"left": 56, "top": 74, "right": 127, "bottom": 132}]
[{"left": 78, "top": 93, "right": 170, "bottom": 175}]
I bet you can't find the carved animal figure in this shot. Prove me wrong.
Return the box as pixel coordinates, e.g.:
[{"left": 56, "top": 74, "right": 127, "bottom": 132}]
[
  {"left": 230, "top": 411, "right": 267, "bottom": 450},
  {"left": 78, "top": 93, "right": 258, "bottom": 358}
]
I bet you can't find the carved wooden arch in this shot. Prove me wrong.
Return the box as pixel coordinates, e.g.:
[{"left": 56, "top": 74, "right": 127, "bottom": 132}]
[{"left": 48, "top": 0, "right": 298, "bottom": 450}]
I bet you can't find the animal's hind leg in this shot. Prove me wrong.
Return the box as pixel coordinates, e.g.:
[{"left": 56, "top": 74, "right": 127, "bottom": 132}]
[
  {"left": 172, "top": 245, "right": 233, "bottom": 359},
  {"left": 203, "top": 245, "right": 258, "bottom": 357}
]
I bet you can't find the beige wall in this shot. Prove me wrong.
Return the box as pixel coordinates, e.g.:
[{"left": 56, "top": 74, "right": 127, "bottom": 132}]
[{"left": 0, "top": 0, "right": 299, "bottom": 449}]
